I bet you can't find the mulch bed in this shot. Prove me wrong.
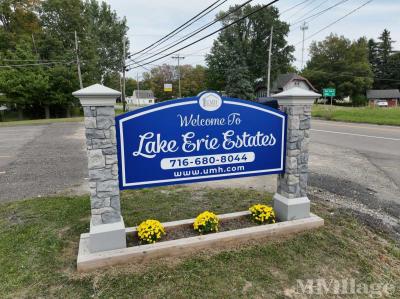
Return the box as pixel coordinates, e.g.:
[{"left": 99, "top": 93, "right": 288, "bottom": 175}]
[{"left": 127, "top": 215, "right": 270, "bottom": 247}]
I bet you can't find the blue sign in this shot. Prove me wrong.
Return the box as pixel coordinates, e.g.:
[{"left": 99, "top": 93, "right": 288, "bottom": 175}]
[{"left": 116, "top": 91, "right": 287, "bottom": 190}]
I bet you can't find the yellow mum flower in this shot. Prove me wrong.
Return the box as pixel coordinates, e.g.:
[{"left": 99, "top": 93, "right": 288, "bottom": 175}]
[
  {"left": 249, "top": 204, "right": 276, "bottom": 224},
  {"left": 137, "top": 219, "right": 165, "bottom": 244},
  {"left": 193, "top": 211, "right": 219, "bottom": 234}
]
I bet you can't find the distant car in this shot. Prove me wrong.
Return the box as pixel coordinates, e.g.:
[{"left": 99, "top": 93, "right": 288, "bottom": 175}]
[{"left": 377, "top": 100, "right": 388, "bottom": 107}]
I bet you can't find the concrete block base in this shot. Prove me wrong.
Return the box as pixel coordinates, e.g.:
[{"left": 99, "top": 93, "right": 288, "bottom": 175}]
[
  {"left": 77, "top": 211, "right": 323, "bottom": 272},
  {"left": 273, "top": 193, "right": 310, "bottom": 221},
  {"left": 88, "top": 217, "right": 127, "bottom": 252}
]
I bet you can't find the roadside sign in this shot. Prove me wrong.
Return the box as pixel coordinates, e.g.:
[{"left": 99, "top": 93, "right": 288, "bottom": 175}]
[
  {"left": 164, "top": 83, "right": 173, "bottom": 92},
  {"left": 323, "top": 88, "right": 336, "bottom": 97},
  {"left": 116, "top": 91, "right": 287, "bottom": 190}
]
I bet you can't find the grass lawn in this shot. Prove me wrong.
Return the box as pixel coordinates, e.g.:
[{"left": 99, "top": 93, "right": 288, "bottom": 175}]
[
  {"left": 0, "top": 109, "right": 127, "bottom": 127},
  {"left": 0, "top": 187, "right": 399, "bottom": 298},
  {"left": 0, "top": 117, "right": 84, "bottom": 127},
  {"left": 312, "top": 105, "right": 400, "bottom": 126}
]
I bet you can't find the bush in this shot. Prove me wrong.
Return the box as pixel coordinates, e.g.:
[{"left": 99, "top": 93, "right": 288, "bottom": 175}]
[
  {"left": 137, "top": 219, "right": 165, "bottom": 244},
  {"left": 249, "top": 204, "right": 276, "bottom": 224},
  {"left": 351, "top": 95, "right": 368, "bottom": 107},
  {"left": 193, "top": 211, "right": 219, "bottom": 234}
]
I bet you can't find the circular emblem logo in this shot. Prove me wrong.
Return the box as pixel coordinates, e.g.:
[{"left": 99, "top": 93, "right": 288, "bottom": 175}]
[{"left": 199, "top": 93, "right": 222, "bottom": 111}]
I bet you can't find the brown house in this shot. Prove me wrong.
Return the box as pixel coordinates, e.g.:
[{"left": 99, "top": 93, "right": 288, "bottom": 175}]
[{"left": 367, "top": 89, "right": 400, "bottom": 107}]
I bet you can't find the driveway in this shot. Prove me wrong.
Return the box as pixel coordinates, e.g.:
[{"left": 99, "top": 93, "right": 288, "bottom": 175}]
[{"left": 0, "top": 122, "right": 87, "bottom": 201}]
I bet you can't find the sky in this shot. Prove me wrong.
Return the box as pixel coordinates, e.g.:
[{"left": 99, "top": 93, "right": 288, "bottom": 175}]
[{"left": 103, "top": 0, "right": 400, "bottom": 78}]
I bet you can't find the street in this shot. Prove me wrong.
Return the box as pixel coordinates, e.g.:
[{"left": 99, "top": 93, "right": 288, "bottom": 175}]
[
  {"left": 0, "top": 122, "right": 87, "bottom": 201},
  {"left": 311, "top": 119, "right": 400, "bottom": 190},
  {"left": 0, "top": 119, "right": 399, "bottom": 216},
  {"left": 308, "top": 120, "right": 400, "bottom": 234}
]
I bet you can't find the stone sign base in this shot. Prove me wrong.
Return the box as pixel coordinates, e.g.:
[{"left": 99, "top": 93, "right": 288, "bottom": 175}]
[
  {"left": 273, "top": 193, "right": 311, "bottom": 221},
  {"left": 77, "top": 212, "right": 324, "bottom": 272},
  {"left": 89, "top": 217, "right": 126, "bottom": 252}
]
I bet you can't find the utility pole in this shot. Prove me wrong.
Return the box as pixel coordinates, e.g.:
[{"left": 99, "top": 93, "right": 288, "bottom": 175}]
[
  {"left": 31, "top": 33, "right": 39, "bottom": 59},
  {"left": 74, "top": 31, "right": 83, "bottom": 89},
  {"left": 136, "top": 73, "right": 140, "bottom": 105},
  {"left": 122, "top": 36, "right": 127, "bottom": 112},
  {"left": 136, "top": 73, "right": 140, "bottom": 93},
  {"left": 300, "top": 22, "right": 309, "bottom": 70},
  {"left": 266, "top": 26, "right": 273, "bottom": 97},
  {"left": 172, "top": 53, "right": 185, "bottom": 98}
]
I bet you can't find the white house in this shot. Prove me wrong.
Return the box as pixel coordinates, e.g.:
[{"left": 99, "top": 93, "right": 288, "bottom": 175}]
[{"left": 127, "top": 90, "right": 155, "bottom": 106}]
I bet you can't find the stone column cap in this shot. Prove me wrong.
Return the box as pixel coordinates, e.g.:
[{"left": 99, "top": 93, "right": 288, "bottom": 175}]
[
  {"left": 72, "top": 84, "right": 121, "bottom": 107},
  {"left": 273, "top": 87, "right": 321, "bottom": 106}
]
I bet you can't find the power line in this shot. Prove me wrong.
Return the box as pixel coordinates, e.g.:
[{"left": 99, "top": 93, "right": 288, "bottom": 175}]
[
  {"left": 128, "top": 57, "right": 152, "bottom": 72},
  {"left": 134, "top": 0, "right": 229, "bottom": 62},
  {"left": 1, "top": 59, "right": 67, "bottom": 62},
  {"left": 0, "top": 61, "right": 74, "bottom": 68},
  {"left": 290, "top": 0, "right": 350, "bottom": 28},
  {"left": 132, "top": 0, "right": 227, "bottom": 57},
  {"left": 129, "top": 0, "right": 360, "bottom": 72},
  {"left": 130, "top": 0, "right": 343, "bottom": 71},
  {"left": 287, "top": 0, "right": 318, "bottom": 20},
  {"left": 128, "top": 0, "right": 319, "bottom": 71},
  {"left": 291, "top": 0, "right": 328, "bottom": 24},
  {"left": 126, "top": 0, "right": 279, "bottom": 70},
  {"left": 279, "top": 0, "right": 312, "bottom": 16},
  {"left": 131, "top": 0, "right": 258, "bottom": 65},
  {"left": 294, "top": 0, "right": 374, "bottom": 46}
]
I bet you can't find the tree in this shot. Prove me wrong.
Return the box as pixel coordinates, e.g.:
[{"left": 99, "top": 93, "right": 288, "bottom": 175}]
[
  {"left": 179, "top": 65, "right": 207, "bottom": 97},
  {"left": 378, "top": 29, "right": 393, "bottom": 66},
  {"left": 103, "top": 71, "right": 121, "bottom": 91},
  {"left": 385, "top": 52, "right": 400, "bottom": 90},
  {"left": 206, "top": 4, "right": 294, "bottom": 94},
  {"left": 225, "top": 54, "right": 254, "bottom": 99},
  {"left": 367, "top": 38, "right": 379, "bottom": 81},
  {"left": 0, "top": 0, "right": 41, "bottom": 52},
  {"left": 302, "top": 34, "right": 373, "bottom": 104},
  {"left": 141, "top": 64, "right": 175, "bottom": 100},
  {"left": 125, "top": 78, "right": 137, "bottom": 97},
  {"left": 140, "top": 64, "right": 208, "bottom": 100},
  {"left": 0, "top": 0, "right": 129, "bottom": 118},
  {"left": 40, "top": 0, "right": 128, "bottom": 86},
  {"left": 369, "top": 29, "right": 396, "bottom": 89},
  {"left": 0, "top": 39, "right": 49, "bottom": 118}
]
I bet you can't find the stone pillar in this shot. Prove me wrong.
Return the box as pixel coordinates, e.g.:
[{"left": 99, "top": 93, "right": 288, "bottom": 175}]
[
  {"left": 273, "top": 87, "right": 321, "bottom": 221},
  {"left": 73, "top": 84, "right": 126, "bottom": 252}
]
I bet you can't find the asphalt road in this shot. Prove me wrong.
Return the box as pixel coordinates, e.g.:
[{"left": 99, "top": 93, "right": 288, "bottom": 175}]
[
  {"left": 0, "top": 122, "right": 87, "bottom": 201},
  {"left": 0, "top": 119, "right": 399, "bottom": 210},
  {"left": 306, "top": 120, "right": 400, "bottom": 228},
  {"left": 311, "top": 119, "right": 400, "bottom": 189}
]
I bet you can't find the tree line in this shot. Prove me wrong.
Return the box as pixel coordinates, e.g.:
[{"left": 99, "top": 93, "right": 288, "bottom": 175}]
[
  {"left": 1, "top": 2, "right": 398, "bottom": 120},
  {"left": 302, "top": 29, "right": 400, "bottom": 105},
  {"left": 0, "top": 0, "right": 128, "bottom": 119}
]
